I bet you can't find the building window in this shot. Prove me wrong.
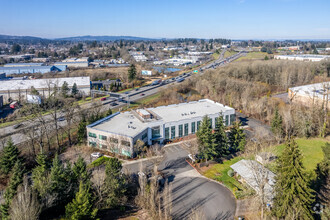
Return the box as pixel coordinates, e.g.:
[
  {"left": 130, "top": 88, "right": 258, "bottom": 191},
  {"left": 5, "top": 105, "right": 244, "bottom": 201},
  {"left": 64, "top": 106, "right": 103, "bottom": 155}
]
[
  {"left": 184, "top": 123, "right": 188, "bottom": 136},
  {"left": 152, "top": 126, "right": 160, "bottom": 139},
  {"left": 89, "top": 141, "right": 96, "bottom": 147},
  {"left": 142, "top": 133, "right": 148, "bottom": 140},
  {"left": 209, "top": 119, "right": 212, "bottom": 128},
  {"left": 88, "top": 132, "right": 97, "bottom": 138},
  {"left": 197, "top": 121, "right": 201, "bottom": 131},
  {"left": 230, "top": 114, "right": 236, "bottom": 125},
  {"left": 179, "top": 124, "right": 183, "bottom": 137},
  {"left": 191, "top": 122, "right": 196, "bottom": 134},
  {"left": 99, "top": 135, "right": 107, "bottom": 140},
  {"left": 171, "top": 126, "right": 175, "bottom": 139},
  {"left": 101, "top": 144, "right": 107, "bottom": 149},
  {"left": 225, "top": 115, "right": 229, "bottom": 126},
  {"left": 121, "top": 140, "right": 131, "bottom": 147},
  {"left": 121, "top": 149, "right": 131, "bottom": 157},
  {"left": 165, "top": 127, "right": 170, "bottom": 139},
  {"left": 109, "top": 137, "right": 118, "bottom": 143}
]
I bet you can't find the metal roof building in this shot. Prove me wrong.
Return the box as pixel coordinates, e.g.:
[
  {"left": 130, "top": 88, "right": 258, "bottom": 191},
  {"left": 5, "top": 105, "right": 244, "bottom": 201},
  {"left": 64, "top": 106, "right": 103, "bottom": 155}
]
[
  {"left": 0, "top": 65, "right": 60, "bottom": 75},
  {"left": 0, "top": 76, "right": 91, "bottom": 102},
  {"left": 4, "top": 63, "right": 44, "bottom": 67},
  {"left": 230, "top": 159, "right": 275, "bottom": 202},
  {"left": 87, "top": 99, "right": 236, "bottom": 157}
]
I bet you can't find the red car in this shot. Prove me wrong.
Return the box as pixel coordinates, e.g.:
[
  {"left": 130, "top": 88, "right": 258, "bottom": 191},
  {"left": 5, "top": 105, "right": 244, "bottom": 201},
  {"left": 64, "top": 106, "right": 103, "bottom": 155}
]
[
  {"left": 140, "top": 93, "right": 145, "bottom": 96},
  {"left": 100, "top": 97, "right": 107, "bottom": 101}
]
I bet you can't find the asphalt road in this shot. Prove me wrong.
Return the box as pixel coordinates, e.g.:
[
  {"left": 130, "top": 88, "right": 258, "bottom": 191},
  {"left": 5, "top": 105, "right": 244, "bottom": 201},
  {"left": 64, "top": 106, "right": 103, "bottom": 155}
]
[
  {"left": 0, "top": 50, "right": 246, "bottom": 146},
  {"left": 159, "top": 144, "right": 236, "bottom": 220}
]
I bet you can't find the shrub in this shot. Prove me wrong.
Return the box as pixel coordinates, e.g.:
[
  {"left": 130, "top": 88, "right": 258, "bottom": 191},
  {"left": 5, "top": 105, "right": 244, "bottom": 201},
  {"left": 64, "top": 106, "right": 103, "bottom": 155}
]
[{"left": 227, "top": 168, "right": 234, "bottom": 177}]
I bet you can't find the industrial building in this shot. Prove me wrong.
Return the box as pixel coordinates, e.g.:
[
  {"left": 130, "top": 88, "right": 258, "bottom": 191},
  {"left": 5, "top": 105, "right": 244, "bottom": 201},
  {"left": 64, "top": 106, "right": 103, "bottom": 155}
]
[
  {"left": 54, "top": 61, "right": 89, "bottom": 68},
  {"left": 87, "top": 99, "right": 235, "bottom": 157},
  {"left": 4, "top": 63, "right": 44, "bottom": 67},
  {"left": 274, "top": 54, "right": 330, "bottom": 62},
  {"left": 0, "top": 65, "right": 63, "bottom": 75},
  {"left": 288, "top": 82, "right": 330, "bottom": 108},
  {"left": 0, "top": 76, "right": 90, "bottom": 103}
]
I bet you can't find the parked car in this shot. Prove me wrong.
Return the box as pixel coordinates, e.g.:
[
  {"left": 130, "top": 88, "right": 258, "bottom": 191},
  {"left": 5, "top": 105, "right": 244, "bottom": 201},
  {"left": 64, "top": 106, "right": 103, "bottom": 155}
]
[
  {"left": 57, "top": 116, "right": 65, "bottom": 122},
  {"left": 13, "top": 123, "right": 23, "bottom": 129},
  {"left": 100, "top": 97, "right": 107, "bottom": 101},
  {"left": 91, "top": 152, "right": 103, "bottom": 158},
  {"left": 140, "top": 93, "right": 145, "bottom": 96}
]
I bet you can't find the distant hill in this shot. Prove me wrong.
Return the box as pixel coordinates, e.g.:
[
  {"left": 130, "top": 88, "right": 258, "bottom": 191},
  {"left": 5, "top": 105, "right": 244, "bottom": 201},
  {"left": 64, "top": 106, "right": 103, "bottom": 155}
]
[
  {"left": 55, "top": 35, "right": 159, "bottom": 41},
  {"left": 0, "top": 34, "right": 45, "bottom": 41}
]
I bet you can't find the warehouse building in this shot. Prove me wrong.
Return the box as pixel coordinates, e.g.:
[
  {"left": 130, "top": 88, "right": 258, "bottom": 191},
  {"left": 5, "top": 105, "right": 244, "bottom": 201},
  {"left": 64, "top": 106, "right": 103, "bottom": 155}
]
[
  {"left": 274, "top": 54, "right": 330, "bottom": 62},
  {"left": 288, "top": 82, "right": 330, "bottom": 108},
  {"left": 0, "top": 65, "right": 62, "bottom": 75},
  {"left": 0, "top": 76, "right": 90, "bottom": 102},
  {"left": 54, "top": 61, "right": 89, "bottom": 68},
  {"left": 87, "top": 99, "right": 236, "bottom": 157},
  {"left": 4, "top": 63, "right": 44, "bottom": 67}
]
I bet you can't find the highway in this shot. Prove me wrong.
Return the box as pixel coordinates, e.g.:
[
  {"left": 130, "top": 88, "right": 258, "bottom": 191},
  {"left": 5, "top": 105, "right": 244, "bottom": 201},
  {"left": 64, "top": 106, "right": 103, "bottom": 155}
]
[{"left": 0, "top": 50, "right": 246, "bottom": 147}]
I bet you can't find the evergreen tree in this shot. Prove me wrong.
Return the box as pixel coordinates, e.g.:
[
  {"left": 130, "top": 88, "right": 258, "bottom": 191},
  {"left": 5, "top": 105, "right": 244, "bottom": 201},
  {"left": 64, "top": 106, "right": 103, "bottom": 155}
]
[
  {"left": 72, "top": 156, "right": 91, "bottom": 192},
  {"left": 0, "top": 139, "right": 20, "bottom": 175},
  {"left": 71, "top": 83, "right": 78, "bottom": 96},
  {"left": 49, "top": 154, "right": 70, "bottom": 204},
  {"left": 106, "top": 108, "right": 112, "bottom": 116},
  {"left": 0, "top": 160, "right": 24, "bottom": 219},
  {"left": 228, "top": 121, "right": 246, "bottom": 152},
  {"left": 77, "top": 118, "right": 87, "bottom": 144},
  {"left": 128, "top": 64, "right": 137, "bottom": 82},
  {"left": 65, "top": 182, "right": 98, "bottom": 220},
  {"left": 273, "top": 139, "right": 315, "bottom": 219},
  {"left": 61, "top": 81, "right": 69, "bottom": 97},
  {"left": 102, "top": 158, "right": 126, "bottom": 208},
  {"left": 314, "top": 143, "right": 330, "bottom": 218},
  {"left": 149, "top": 45, "right": 154, "bottom": 51},
  {"left": 196, "top": 116, "right": 216, "bottom": 161},
  {"left": 271, "top": 107, "right": 283, "bottom": 140},
  {"left": 32, "top": 153, "right": 50, "bottom": 200},
  {"left": 213, "top": 114, "right": 228, "bottom": 157}
]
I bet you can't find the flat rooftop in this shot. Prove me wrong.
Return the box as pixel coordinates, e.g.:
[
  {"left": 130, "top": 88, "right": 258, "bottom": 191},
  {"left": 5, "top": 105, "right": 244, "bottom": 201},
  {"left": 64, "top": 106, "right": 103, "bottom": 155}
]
[
  {"left": 289, "top": 82, "right": 330, "bottom": 99},
  {"left": 149, "top": 99, "right": 234, "bottom": 123},
  {"left": 4, "top": 63, "right": 44, "bottom": 67},
  {"left": 91, "top": 112, "right": 147, "bottom": 138},
  {"left": 0, "top": 76, "right": 90, "bottom": 91},
  {"left": 88, "top": 99, "right": 235, "bottom": 137}
]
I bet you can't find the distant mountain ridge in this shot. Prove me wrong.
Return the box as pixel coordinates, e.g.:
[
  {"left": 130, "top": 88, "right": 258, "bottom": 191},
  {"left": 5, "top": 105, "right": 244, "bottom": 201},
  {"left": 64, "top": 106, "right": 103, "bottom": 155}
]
[
  {"left": 0, "top": 34, "right": 159, "bottom": 42},
  {"left": 56, "top": 35, "right": 158, "bottom": 41}
]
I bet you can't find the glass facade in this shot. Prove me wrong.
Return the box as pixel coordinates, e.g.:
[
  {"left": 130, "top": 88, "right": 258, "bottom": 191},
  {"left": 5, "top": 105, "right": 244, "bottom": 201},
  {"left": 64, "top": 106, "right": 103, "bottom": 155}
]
[
  {"left": 165, "top": 127, "right": 170, "bottom": 139},
  {"left": 179, "top": 124, "right": 183, "bottom": 137},
  {"left": 152, "top": 126, "right": 161, "bottom": 139},
  {"left": 171, "top": 126, "right": 175, "bottom": 139},
  {"left": 142, "top": 133, "right": 147, "bottom": 140},
  {"left": 191, "top": 122, "right": 196, "bottom": 133},
  {"left": 184, "top": 123, "right": 188, "bottom": 136}
]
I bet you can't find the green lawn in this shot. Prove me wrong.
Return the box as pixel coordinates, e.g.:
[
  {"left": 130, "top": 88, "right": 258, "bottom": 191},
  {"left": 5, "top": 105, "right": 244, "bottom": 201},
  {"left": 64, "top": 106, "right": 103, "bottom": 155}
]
[
  {"left": 212, "top": 53, "right": 220, "bottom": 60},
  {"left": 203, "top": 157, "right": 243, "bottom": 191},
  {"left": 272, "top": 138, "right": 327, "bottom": 172},
  {"left": 224, "top": 50, "right": 237, "bottom": 58},
  {"left": 235, "top": 52, "right": 268, "bottom": 62}
]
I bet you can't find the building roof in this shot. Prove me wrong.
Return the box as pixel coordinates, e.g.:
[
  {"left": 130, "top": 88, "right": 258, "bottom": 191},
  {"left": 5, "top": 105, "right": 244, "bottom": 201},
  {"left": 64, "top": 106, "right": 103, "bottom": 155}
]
[
  {"left": 90, "top": 111, "right": 147, "bottom": 138},
  {"left": 0, "top": 76, "right": 90, "bottom": 91},
  {"left": 4, "top": 63, "right": 44, "bottom": 67},
  {"left": 289, "top": 81, "right": 330, "bottom": 99},
  {"left": 0, "top": 66, "right": 53, "bottom": 71},
  {"left": 54, "top": 61, "right": 88, "bottom": 65},
  {"left": 149, "top": 99, "right": 234, "bottom": 123},
  {"left": 230, "top": 159, "right": 275, "bottom": 201},
  {"left": 88, "top": 99, "right": 235, "bottom": 138}
]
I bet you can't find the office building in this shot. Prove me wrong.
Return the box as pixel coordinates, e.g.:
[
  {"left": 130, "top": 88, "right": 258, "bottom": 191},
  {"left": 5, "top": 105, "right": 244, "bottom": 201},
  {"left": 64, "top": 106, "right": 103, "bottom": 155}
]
[{"left": 87, "top": 99, "right": 235, "bottom": 157}]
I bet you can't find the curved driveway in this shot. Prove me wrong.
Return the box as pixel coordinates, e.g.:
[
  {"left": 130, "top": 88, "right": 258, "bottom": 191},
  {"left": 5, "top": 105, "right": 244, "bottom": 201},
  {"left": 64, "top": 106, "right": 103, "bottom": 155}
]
[{"left": 158, "top": 144, "right": 236, "bottom": 220}]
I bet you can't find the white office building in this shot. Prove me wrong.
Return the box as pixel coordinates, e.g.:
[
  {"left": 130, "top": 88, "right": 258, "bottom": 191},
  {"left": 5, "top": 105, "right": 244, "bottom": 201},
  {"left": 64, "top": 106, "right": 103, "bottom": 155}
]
[{"left": 87, "top": 99, "right": 235, "bottom": 157}]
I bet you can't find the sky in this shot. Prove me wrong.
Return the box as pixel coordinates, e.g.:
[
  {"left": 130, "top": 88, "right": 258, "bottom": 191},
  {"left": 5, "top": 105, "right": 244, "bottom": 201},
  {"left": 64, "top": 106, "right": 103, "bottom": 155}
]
[{"left": 0, "top": 0, "right": 330, "bottom": 40}]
